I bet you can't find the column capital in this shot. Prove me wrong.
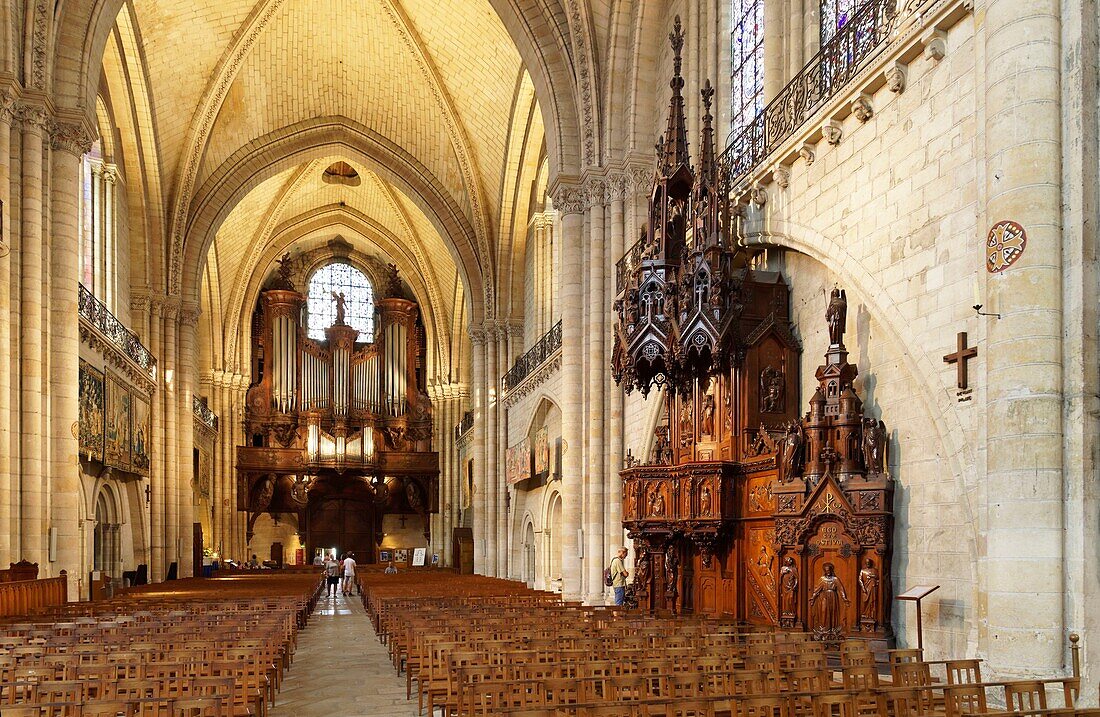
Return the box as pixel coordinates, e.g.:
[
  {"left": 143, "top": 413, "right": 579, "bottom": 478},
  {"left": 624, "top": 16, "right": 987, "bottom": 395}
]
[
  {"left": 0, "top": 88, "right": 17, "bottom": 125},
  {"left": 49, "top": 118, "right": 95, "bottom": 156},
  {"left": 548, "top": 179, "right": 586, "bottom": 216},
  {"left": 179, "top": 305, "right": 201, "bottom": 327},
  {"left": 14, "top": 101, "right": 50, "bottom": 132},
  {"left": 468, "top": 327, "right": 488, "bottom": 346},
  {"left": 607, "top": 171, "right": 632, "bottom": 201},
  {"left": 583, "top": 175, "right": 610, "bottom": 208}
]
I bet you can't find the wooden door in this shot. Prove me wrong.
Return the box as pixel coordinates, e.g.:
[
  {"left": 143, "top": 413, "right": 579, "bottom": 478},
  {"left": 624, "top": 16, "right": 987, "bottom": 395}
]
[
  {"left": 307, "top": 497, "right": 377, "bottom": 563},
  {"left": 193, "top": 523, "right": 202, "bottom": 578},
  {"left": 452, "top": 527, "right": 473, "bottom": 574}
]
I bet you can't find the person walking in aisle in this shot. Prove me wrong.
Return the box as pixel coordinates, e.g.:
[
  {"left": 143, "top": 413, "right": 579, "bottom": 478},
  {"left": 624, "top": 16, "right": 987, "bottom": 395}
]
[
  {"left": 324, "top": 553, "right": 340, "bottom": 597},
  {"left": 342, "top": 552, "right": 358, "bottom": 595}
]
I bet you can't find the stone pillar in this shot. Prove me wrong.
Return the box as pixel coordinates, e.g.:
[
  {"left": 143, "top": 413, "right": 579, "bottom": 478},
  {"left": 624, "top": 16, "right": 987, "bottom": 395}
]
[
  {"left": 552, "top": 183, "right": 585, "bottom": 600},
  {"left": 585, "top": 177, "right": 608, "bottom": 603},
  {"left": 17, "top": 102, "right": 48, "bottom": 566},
  {"left": 49, "top": 118, "right": 93, "bottom": 592},
  {"left": 789, "top": 0, "right": 804, "bottom": 79},
  {"left": 163, "top": 306, "right": 179, "bottom": 574},
  {"left": 148, "top": 301, "right": 165, "bottom": 579},
  {"left": 485, "top": 325, "right": 499, "bottom": 575},
  {"left": 501, "top": 327, "right": 512, "bottom": 576},
  {"left": 233, "top": 375, "right": 248, "bottom": 560},
  {"left": 0, "top": 91, "right": 14, "bottom": 568},
  {"left": 178, "top": 307, "right": 199, "bottom": 577},
  {"left": 606, "top": 174, "right": 627, "bottom": 563},
  {"left": 982, "top": 0, "right": 1065, "bottom": 673},
  {"left": 469, "top": 329, "right": 488, "bottom": 573},
  {"left": 763, "top": 0, "right": 786, "bottom": 102}
]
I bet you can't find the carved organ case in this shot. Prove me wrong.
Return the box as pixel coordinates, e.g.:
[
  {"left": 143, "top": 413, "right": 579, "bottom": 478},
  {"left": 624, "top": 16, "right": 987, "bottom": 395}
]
[
  {"left": 237, "top": 265, "right": 438, "bottom": 555},
  {"left": 613, "top": 19, "right": 894, "bottom": 646}
]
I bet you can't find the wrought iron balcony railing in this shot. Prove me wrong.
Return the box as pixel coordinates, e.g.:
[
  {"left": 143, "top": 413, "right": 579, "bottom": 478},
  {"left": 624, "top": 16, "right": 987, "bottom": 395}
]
[
  {"left": 718, "top": 0, "right": 896, "bottom": 187},
  {"left": 455, "top": 410, "right": 474, "bottom": 440},
  {"left": 193, "top": 396, "right": 219, "bottom": 431},
  {"left": 502, "top": 320, "right": 563, "bottom": 393},
  {"left": 78, "top": 283, "right": 156, "bottom": 377}
]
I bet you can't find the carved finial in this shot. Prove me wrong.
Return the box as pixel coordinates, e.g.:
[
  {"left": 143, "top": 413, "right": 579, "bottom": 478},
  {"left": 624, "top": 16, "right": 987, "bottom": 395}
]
[
  {"left": 269, "top": 252, "right": 296, "bottom": 291},
  {"left": 660, "top": 16, "right": 691, "bottom": 173},
  {"left": 385, "top": 263, "right": 402, "bottom": 297}
]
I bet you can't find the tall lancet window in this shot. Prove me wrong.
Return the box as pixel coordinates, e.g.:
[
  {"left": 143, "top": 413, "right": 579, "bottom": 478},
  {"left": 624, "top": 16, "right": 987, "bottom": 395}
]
[
  {"left": 821, "top": 0, "right": 858, "bottom": 44},
  {"left": 79, "top": 134, "right": 120, "bottom": 310},
  {"left": 730, "top": 0, "right": 765, "bottom": 135},
  {"left": 306, "top": 262, "right": 375, "bottom": 341}
]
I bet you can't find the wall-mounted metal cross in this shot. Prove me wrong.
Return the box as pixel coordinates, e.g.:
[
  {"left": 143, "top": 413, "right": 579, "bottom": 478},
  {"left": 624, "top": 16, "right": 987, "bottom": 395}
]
[{"left": 943, "top": 332, "right": 978, "bottom": 390}]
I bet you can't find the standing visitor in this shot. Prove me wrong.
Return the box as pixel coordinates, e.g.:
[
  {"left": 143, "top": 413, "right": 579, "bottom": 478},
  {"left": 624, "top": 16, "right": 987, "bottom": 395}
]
[
  {"left": 324, "top": 554, "right": 340, "bottom": 597},
  {"left": 609, "top": 547, "right": 630, "bottom": 606},
  {"left": 343, "top": 552, "right": 358, "bottom": 595}
]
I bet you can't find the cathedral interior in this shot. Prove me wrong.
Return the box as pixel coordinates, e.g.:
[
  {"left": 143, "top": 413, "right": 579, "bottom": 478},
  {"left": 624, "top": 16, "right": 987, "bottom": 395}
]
[{"left": 0, "top": 0, "right": 1098, "bottom": 706}]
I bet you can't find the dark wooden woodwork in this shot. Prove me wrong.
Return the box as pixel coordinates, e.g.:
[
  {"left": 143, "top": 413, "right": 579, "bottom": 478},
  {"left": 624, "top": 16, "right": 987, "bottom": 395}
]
[{"left": 614, "top": 19, "right": 894, "bottom": 648}]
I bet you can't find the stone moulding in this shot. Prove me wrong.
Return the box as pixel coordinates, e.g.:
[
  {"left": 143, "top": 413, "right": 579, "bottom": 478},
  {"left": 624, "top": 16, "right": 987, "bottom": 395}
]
[
  {"left": 502, "top": 349, "right": 562, "bottom": 410},
  {"left": 733, "top": 0, "right": 972, "bottom": 197}
]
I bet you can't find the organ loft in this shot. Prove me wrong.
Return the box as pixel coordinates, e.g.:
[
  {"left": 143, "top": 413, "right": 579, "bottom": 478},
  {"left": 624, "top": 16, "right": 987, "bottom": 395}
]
[
  {"left": 237, "top": 259, "right": 438, "bottom": 562},
  {"left": 612, "top": 21, "right": 894, "bottom": 645}
]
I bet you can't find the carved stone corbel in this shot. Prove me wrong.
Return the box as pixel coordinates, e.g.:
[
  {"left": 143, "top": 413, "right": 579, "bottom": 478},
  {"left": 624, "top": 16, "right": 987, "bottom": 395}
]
[
  {"left": 923, "top": 30, "right": 947, "bottom": 62},
  {"left": 771, "top": 166, "right": 790, "bottom": 190},
  {"left": 884, "top": 62, "right": 908, "bottom": 93},
  {"left": 799, "top": 142, "right": 816, "bottom": 166},
  {"left": 851, "top": 94, "right": 873, "bottom": 123},
  {"left": 821, "top": 121, "right": 843, "bottom": 146}
]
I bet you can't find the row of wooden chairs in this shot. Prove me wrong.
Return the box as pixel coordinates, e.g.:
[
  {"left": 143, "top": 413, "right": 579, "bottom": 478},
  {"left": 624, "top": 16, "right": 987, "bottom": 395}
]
[
  {"left": 355, "top": 573, "right": 1090, "bottom": 717},
  {"left": 0, "top": 573, "right": 325, "bottom": 716}
]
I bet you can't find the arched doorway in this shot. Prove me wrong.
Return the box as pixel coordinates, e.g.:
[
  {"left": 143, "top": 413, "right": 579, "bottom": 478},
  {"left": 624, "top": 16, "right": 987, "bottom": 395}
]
[
  {"left": 523, "top": 521, "right": 536, "bottom": 586},
  {"left": 93, "top": 488, "right": 120, "bottom": 576},
  {"left": 547, "top": 493, "right": 563, "bottom": 590}
]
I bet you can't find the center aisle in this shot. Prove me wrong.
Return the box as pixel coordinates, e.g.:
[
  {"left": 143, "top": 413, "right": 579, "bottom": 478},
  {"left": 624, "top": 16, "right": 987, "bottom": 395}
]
[{"left": 271, "top": 590, "right": 421, "bottom": 717}]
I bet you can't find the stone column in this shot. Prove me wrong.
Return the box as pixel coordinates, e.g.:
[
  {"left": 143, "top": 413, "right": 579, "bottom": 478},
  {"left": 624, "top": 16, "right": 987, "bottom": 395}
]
[
  {"left": 485, "top": 325, "right": 499, "bottom": 575},
  {"left": 585, "top": 176, "right": 608, "bottom": 603},
  {"left": 552, "top": 183, "right": 585, "bottom": 600},
  {"left": 163, "top": 305, "right": 179, "bottom": 574},
  {"left": 982, "top": 0, "right": 1065, "bottom": 673},
  {"left": 0, "top": 91, "right": 14, "bottom": 568},
  {"left": 233, "top": 375, "right": 248, "bottom": 560},
  {"left": 178, "top": 307, "right": 199, "bottom": 577},
  {"left": 17, "top": 102, "right": 48, "bottom": 566},
  {"left": 789, "top": 0, "right": 804, "bottom": 79},
  {"left": 496, "top": 329, "right": 510, "bottom": 576},
  {"left": 49, "top": 118, "right": 93, "bottom": 591},
  {"left": 606, "top": 173, "right": 627, "bottom": 563},
  {"left": 148, "top": 301, "right": 165, "bottom": 579},
  {"left": 469, "top": 329, "right": 488, "bottom": 572},
  {"left": 763, "top": 0, "right": 786, "bottom": 102}
]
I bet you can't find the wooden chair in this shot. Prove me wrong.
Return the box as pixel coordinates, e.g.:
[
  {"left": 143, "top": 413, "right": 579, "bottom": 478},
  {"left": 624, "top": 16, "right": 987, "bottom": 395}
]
[
  {"left": 811, "top": 693, "right": 854, "bottom": 717},
  {"left": 887, "top": 688, "right": 930, "bottom": 717},
  {"left": 172, "top": 696, "right": 227, "bottom": 717},
  {"left": 1004, "top": 681, "right": 1048, "bottom": 713},
  {"left": 80, "top": 701, "right": 139, "bottom": 717},
  {"left": 944, "top": 684, "right": 988, "bottom": 717},
  {"left": 841, "top": 666, "right": 879, "bottom": 691},
  {"left": 889, "top": 649, "right": 924, "bottom": 665},
  {"left": 647, "top": 701, "right": 716, "bottom": 717},
  {"left": 945, "top": 659, "right": 982, "bottom": 685},
  {"left": 738, "top": 695, "right": 791, "bottom": 717},
  {"left": 892, "top": 662, "right": 932, "bottom": 688}
]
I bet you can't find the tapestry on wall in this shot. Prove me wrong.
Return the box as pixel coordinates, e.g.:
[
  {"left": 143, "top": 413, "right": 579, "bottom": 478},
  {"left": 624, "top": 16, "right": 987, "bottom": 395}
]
[
  {"left": 78, "top": 360, "right": 105, "bottom": 462},
  {"left": 104, "top": 371, "right": 132, "bottom": 471},
  {"left": 506, "top": 439, "right": 530, "bottom": 485},
  {"left": 131, "top": 393, "right": 151, "bottom": 476},
  {"left": 196, "top": 445, "right": 212, "bottom": 501},
  {"left": 533, "top": 427, "right": 550, "bottom": 476}
]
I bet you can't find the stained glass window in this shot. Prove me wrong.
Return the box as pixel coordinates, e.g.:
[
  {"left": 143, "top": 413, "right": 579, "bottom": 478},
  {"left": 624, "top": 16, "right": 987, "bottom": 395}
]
[
  {"left": 306, "top": 262, "right": 375, "bottom": 341},
  {"left": 731, "top": 0, "right": 765, "bottom": 136},
  {"left": 821, "top": 0, "right": 858, "bottom": 44}
]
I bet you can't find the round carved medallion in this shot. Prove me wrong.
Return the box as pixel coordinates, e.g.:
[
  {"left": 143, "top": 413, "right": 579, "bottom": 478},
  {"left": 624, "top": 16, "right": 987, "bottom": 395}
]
[{"left": 986, "top": 220, "right": 1027, "bottom": 273}]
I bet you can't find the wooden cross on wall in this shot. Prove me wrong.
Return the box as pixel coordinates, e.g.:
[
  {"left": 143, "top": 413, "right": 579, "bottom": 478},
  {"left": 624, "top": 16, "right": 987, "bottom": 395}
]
[{"left": 943, "top": 332, "right": 978, "bottom": 390}]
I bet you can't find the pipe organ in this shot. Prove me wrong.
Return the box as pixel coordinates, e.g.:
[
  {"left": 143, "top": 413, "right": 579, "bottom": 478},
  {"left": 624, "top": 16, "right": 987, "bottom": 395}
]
[{"left": 237, "top": 264, "right": 438, "bottom": 554}]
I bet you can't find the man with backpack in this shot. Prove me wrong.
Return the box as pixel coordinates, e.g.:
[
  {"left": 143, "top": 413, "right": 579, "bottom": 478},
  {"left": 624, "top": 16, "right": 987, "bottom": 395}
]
[{"left": 607, "top": 547, "right": 630, "bottom": 606}]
